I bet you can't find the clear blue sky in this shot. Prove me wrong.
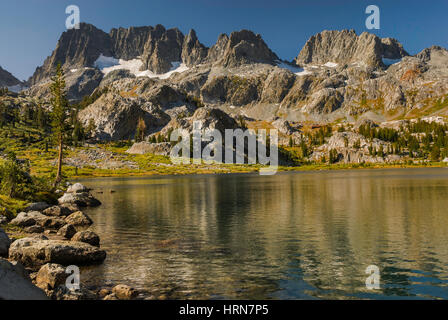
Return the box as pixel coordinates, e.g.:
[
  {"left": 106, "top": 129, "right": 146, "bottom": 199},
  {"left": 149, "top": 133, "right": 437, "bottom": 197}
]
[{"left": 1, "top": 0, "right": 447, "bottom": 81}]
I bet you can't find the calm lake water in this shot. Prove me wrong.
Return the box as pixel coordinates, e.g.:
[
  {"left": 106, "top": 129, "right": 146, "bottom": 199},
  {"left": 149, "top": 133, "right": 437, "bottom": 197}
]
[{"left": 80, "top": 168, "right": 448, "bottom": 300}]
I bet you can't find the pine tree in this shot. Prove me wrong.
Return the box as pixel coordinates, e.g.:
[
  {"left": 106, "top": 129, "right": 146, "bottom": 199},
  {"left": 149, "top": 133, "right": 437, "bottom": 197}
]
[
  {"left": 50, "top": 63, "right": 68, "bottom": 186},
  {"left": 72, "top": 121, "right": 85, "bottom": 146},
  {"left": 431, "top": 145, "right": 441, "bottom": 161},
  {"left": 86, "top": 118, "right": 96, "bottom": 139},
  {"left": 0, "top": 102, "right": 5, "bottom": 128},
  {"left": 37, "top": 104, "right": 49, "bottom": 132},
  {"left": 135, "top": 117, "right": 146, "bottom": 142}
]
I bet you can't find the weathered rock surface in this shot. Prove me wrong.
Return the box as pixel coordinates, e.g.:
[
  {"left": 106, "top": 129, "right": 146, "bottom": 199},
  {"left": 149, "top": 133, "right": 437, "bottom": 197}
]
[
  {"left": 43, "top": 205, "right": 72, "bottom": 217},
  {"left": 57, "top": 224, "right": 77, "bottom": 239},
  {"left": 58, "top": 192, "right": 101, "bottom": 207},
  {"left": 36, "top": 263, "right": 67, "bottom": 290},
  {"left": 59, "top": 203, "right": 81, "bottom": 214},
  {"left": 64, "top": 211, "right": 93, "bottom": 226},
  {"left": 28, "top": 23, "right": 112, "bottom": 86},
  {"left": 11, "top": 212, "right": 38, "bottom": 227},
  {"left": 24, "top": 225, "right": 45, "bottom": 234},
  {"left": 25, "top": 202, "right": 50, "bottom": 212},
  {"left": 71, "top": 230, "right": 100, "bottom": 247},
  {"left": 271, "top": 119, "right": 295, "bottom": 135},
  {"left": 9, "top": 237, "right": 106, "bottom": 267},
  {"left": 182, "top": 29, "right": 208, "bottom": 66},
  {"left": 126, "top": 141, "right": 172, "bottom": 156},
  {"left": 112, "top": 284, "right": 138, "bottom": 300},
  {"left": 0, "top": 227, "right": 11, "bottom": 257},
  {"left": 0, "top": 258, "right": 48, "bottom": 300},
  {"left": 209, "top": 30, "right": 278, "bottom": 67},
  {"left": 161, "top": 106, "right": 239, "bottom": 136},
  {"left": 11, "top": 211, "right": 66, "bottom": 229},
  {"left": 67, "top": 183, "right": 90, "bottom": 194},
  {"left": 295, "top": 29, "right": 408, "bottom": 68},
  {"left": 103, "top": 293, "right": 119, "bottom": 300},
  {"left": 27, "top": 67, "right": 104, "bottom": 101},
  {"left": 310, "top": 131, "right": 402, "bottom": 164},
  {"left": 140, "top": 25, "right": 185, "bottom": 74},
  {"left": 51, "top": 285, "right": 98, "bottom": 300},
  {"left": 78, "top": 90, "right": 171, "bottom": 141}
]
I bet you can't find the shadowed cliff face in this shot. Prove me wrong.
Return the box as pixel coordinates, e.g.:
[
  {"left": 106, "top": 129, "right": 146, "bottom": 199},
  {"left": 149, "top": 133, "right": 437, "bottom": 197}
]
[
  {"left": 0, "top": 66, "right": 22, "bottom": 87},
  {"left": 29, "top": 23, "right": 113, "bottom": 86}
]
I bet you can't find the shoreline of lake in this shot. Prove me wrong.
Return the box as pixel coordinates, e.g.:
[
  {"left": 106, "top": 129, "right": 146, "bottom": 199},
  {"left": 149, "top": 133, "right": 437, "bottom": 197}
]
[{"left": 71, "top": 161, "right": 448, "bottom": 180}]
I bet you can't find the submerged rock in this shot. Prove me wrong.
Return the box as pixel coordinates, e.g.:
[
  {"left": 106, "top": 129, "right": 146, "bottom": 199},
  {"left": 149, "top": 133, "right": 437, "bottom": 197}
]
[
  {"left": 9, "top": 237, "right": 107, "bottom": 267},
  {"left": 112, "top": 284, "right": 139, "bottom": 300},
  {"left": 103, "top": 293, "right": 119, "bottom": 300}
]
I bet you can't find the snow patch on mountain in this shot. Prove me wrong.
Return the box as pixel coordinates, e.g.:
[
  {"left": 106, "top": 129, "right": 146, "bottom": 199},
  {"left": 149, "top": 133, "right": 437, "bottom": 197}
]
[
  {"left": 94, "top": 54, "right": 189, "bottom": 79},
  {"left": 323, "top": 62, "right": 338, "bottom": 68},
  {"left": 94, "top": 55, "right": 120, "bottom": 70},
  {"left": 276, "top": 61, "right": 313, "bottom": 77}
]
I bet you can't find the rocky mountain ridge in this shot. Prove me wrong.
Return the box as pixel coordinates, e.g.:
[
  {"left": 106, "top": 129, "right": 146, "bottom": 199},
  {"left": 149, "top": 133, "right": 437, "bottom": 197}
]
[
  {"left": 10, "top": 23, "right": 448, "bottom": 142},
  {"left": 295, "top": 29, "right": 408, "bottom": 68},
  {"left": 28, "top": 23, "right": 280, "bottom": 86}
]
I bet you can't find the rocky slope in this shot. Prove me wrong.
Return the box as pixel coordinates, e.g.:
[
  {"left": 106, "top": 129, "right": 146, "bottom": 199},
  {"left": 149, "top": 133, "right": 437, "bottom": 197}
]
[{"left": 0, "top": 66, "right": 23, "bottom": 89}]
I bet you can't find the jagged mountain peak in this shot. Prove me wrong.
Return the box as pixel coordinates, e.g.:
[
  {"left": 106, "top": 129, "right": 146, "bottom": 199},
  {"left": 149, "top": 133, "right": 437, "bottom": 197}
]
[
  {"left": 0, "top": 66, "right": 23, "bottom": 88},
  {"left": 182, "top": 29, "right": 208, "bottom": 67},
  {"left": 416, "top": 45, "right": 448, "bottom": 63},
  {"left": 29, "top": 23, "right": 283, "bottom": 88},
  {"left": 29, "top": 22, "right": 112, "bottom": 85},
  {"left": 295, "top": 29, "right": 408, "bottom": 68},
  {"left": 211, "top": 29, "right": 279, "bottom": 67}
]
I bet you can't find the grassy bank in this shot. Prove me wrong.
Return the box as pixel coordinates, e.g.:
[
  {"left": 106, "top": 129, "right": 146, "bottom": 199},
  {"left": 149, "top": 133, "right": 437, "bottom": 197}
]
[{"left": 9, "top": 143, "right": 448, "bottom": 180}]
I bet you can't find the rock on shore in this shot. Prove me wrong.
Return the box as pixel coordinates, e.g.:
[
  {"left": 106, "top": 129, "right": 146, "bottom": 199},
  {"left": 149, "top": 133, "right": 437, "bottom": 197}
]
[
  {"left": 0, "top": 258, "right": 48, "bottom": 300},
  {"left": 72, "top": 230, "right": 100, "bottom": 246},
  {"left": 9, "top": 237, "right": 106, "bottom": 267},
  {"left": 58, "top": 192, "right": 102, "bottom": 207},
  {"left": 65, "top": 211, "right": 93, "bottom": 226},
  {"left": 0, "top": 227, "right": 11, "bottom": 257},
  {"left": 11, "top": 211, "right": 66, "bottom": 229}
]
